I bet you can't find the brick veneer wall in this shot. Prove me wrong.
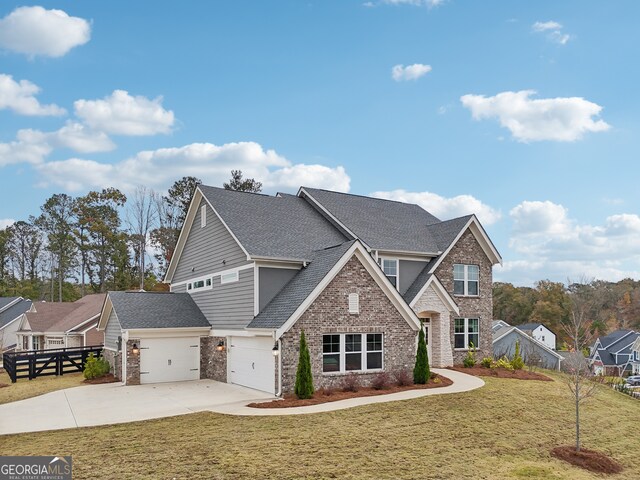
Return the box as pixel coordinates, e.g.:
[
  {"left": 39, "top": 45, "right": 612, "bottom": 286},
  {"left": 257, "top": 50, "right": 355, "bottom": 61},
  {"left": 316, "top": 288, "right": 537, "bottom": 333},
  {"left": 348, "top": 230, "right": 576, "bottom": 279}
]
[
  {"left": 125, "top": 339, "right": 141, "bottom": 385},
  {"left": 201, "top": 336, "right": 227, "bottom": 382},
  {"left": 434, "top": 229, "right": 494, "bottom": 364},
  {"left": 279, "top": 255, "right": 417, "bottom": 394},
  {"left": 103, "top": 349, "right": 122, "bottom": 380}
]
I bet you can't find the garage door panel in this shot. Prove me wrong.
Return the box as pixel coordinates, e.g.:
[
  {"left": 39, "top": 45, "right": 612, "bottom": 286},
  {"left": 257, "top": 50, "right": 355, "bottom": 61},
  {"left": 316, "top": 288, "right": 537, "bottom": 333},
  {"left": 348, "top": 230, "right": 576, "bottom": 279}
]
[
  {"left": 228, "top": 336, "right": 275, "bottom": 394},
  {"left": 139, "top": 337, "right": 200, "bottom": 384}
]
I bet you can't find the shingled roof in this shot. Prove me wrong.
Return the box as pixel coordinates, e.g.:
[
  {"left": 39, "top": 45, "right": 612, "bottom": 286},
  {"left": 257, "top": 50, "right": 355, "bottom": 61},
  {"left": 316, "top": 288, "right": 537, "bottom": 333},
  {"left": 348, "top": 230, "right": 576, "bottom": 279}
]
[
  {"left": 108, "top": 291, "right": 211, "bottom": 329},
  {"left": 0, "top": 298, "right": 32, "bottom": 329}
]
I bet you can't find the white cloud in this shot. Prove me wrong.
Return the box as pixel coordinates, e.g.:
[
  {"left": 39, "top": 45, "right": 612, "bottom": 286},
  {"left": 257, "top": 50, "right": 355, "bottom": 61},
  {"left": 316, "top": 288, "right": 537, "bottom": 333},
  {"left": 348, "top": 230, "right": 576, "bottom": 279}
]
[
  {"left": 460, "top": 90, "right": 610, "bottom": 142},
  {"left": 532, "top": 20, "right": 571, "bottom": 45},
  {"left": 0, "top": 6, "right": 90, "bottom": 58},
  {"left": 0, "top": 219, "right": 15, "bottom": 230},
  {"left": 74, "top": 90, "right": 175, "bottom": 136},
  {"left": 370, "top": 189, "right": 501, "bottom": 226},
  {"left": 0, "top": 74, "right": 66, "bottom": 116},
  {"left": 35, "top": 141, "right": 350, "bottom": 194},
  {"left": 48, "top": 122, "right": 116, "bottom": 153},
  {"left": 500, "top": 200, "right": 640, "bottom": 284},
  {"left": 383, "top": 0, "right": 445, "bottom": 7},
  {"left": 391, "top": 64, "right": 432, "bottom": 82},
  {"left": 0, "top": 129, "right": 53, "bottom": 167}
]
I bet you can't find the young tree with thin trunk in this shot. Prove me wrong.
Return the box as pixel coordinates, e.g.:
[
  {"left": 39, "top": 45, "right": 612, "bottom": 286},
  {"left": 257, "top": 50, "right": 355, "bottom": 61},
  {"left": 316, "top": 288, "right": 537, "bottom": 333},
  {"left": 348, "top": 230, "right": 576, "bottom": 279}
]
[{"left": 127, "top": 186, "right": 157, "bottom": 290}]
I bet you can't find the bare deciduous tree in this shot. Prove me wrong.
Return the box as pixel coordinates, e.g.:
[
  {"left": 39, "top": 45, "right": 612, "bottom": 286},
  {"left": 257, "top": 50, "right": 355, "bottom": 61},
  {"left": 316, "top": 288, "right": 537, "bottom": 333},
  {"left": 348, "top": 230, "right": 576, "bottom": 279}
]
[{"left": 127, "top": 186, "right": 157, "bottom": 290}]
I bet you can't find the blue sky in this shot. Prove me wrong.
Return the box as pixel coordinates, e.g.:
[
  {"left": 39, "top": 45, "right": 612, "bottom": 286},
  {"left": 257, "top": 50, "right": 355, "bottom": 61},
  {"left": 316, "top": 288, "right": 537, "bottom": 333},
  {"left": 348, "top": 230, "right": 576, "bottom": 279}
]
[{"left": 1, "top": 1, "right": 639, "bottom": 286}]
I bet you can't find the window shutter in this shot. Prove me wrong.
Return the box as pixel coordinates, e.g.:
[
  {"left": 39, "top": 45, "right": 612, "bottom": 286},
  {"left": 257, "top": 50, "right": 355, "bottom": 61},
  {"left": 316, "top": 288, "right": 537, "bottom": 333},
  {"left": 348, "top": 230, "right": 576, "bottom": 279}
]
[
  {"left": 201, "top": 205, "right": 207, "bottom": 227},
  {"left": 348, "top": 293, "right": 359, "bottom": 314}
]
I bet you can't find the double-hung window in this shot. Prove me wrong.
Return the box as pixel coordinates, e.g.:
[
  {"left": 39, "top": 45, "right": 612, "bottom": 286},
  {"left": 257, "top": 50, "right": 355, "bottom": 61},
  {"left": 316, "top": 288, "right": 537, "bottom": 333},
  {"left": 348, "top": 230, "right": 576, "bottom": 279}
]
[
  {"left": 453, "top": 264, "right": 479, "bottom": 296},
  {"left": 380, "top": 258, "right": 398, "bottom": 289},
  {"left": 454, "top": 318, "right": 479, "bottom": 350},
  {"left": 322, "top": 333, "right": 383, "bottom": 373}
]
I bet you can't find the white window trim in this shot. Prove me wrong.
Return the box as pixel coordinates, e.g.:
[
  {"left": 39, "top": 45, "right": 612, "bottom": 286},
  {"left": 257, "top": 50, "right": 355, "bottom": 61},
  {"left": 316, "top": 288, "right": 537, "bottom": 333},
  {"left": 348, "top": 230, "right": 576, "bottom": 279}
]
[
  {"left": 453, "top": 264, "right": 480, "bottom": 297},
  {"left": 201, "top": 205, "right": 207, "bottom": 228},
  {"left": 379, "top": 257, "right": 399, "bottom": 291},
  {"left": 187, "top": 274, "right": 214, "bottom": 294},
  {"left": 171, "top": 263, "right": 253, "bottom": 289},
  {"left": 454, "top": 317, "right": 480, "bottom": 351},
  {"left": 322, "top": 333, "right": 384, "bottom": 374},
  {"left": 220, "top": 270, "right": 239, "bottom": 284},
  {"left": 348, "top": 293, "right": 359, "bottom": 314}
]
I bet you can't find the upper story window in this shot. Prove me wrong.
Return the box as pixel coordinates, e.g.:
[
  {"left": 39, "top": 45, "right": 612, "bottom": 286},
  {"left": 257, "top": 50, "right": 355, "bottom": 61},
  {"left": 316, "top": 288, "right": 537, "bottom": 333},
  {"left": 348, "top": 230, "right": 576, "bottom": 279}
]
[
  {"left": 201, "top": 205, "right": 207, "bottom": 228},
  {"left": 453, "top": 264, "right": 479, "bottom": 296},
  {"left": 188, "top": 276, "right": 213, "bottom": 294},
  {"left": 221, "top": 270, "right": 239, "bottom": 284},
  {"left": 380, "top": 258, "right": 398, "bottom": 289}
]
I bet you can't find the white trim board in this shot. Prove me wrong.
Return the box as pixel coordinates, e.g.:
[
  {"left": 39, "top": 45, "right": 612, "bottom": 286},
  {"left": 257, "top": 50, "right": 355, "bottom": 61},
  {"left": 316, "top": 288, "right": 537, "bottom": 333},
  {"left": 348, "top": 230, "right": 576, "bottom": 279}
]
[
  {"left": 170, "top": 263, "right": 253, "bottom": 288},
  {"left": 408, "top": 274, "right": 459, "bottom": 315}
]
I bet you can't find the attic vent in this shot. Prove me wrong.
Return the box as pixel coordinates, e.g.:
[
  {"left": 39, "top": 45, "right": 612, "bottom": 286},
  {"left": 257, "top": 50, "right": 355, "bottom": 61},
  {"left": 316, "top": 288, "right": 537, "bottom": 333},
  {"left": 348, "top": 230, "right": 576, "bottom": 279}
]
[
  {"left": 348, "top": 293, "right": 359, "bottom": 314},
  {"left": 201, "top": 205, "right": 207, "bottom": 228}
]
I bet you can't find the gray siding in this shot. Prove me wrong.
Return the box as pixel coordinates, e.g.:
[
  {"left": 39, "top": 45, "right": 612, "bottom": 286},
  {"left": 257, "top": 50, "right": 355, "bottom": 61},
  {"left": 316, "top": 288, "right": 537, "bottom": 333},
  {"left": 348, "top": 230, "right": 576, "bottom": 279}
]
[
  {"left": 259, "top": 267, "right": 298, "bottom": 311},
  {"left": 399, "top": 260, "right": 428, "bottom": 295},
  {"left": 189, "top": 268, "right": 254, "bottom": 329},
  {"left": 104, "top": 308, "right": 122, "bottom": 350},
  {"left": 173, "top": 199, "right": 249, "bottom": 284},
  {"left": 494, "top": 330, "right": 560, "bottom": 370}
]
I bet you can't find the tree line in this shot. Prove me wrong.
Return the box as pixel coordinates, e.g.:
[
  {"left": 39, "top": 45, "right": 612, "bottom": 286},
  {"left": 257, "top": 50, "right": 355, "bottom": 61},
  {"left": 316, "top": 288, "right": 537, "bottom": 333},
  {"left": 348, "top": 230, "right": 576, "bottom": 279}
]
[
  {"left": 0, "top": 171, "right": 261, "bottom": 302},
  {"left": 493, "top": 278, "right": 640, "bottom": 346}
]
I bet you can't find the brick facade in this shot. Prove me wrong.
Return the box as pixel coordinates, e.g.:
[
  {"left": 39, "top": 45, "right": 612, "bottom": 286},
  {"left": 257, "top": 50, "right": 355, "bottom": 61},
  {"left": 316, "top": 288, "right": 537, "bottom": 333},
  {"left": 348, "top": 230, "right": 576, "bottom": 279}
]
[
  {"left": 434, "top": 229, "right": 493, "bottom": 364},
  {"left": 279, "top": 255, "right": 417, "bottom": 394},
  {"left": 200, "top": 336, "right": 227, "bottom": 382},
  {"left": 125, "top": 339, "right": 141, "bottom": 385},
  {"left": 103, "top": 348, "right": 122, "bottom": 381}
]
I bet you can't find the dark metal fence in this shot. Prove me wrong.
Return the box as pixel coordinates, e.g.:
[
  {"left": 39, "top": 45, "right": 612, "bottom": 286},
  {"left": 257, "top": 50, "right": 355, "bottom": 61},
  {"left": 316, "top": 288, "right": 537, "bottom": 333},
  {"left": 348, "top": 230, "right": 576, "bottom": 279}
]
[{"left": 2, "top": 345, "right": 104, "bottom": 383}]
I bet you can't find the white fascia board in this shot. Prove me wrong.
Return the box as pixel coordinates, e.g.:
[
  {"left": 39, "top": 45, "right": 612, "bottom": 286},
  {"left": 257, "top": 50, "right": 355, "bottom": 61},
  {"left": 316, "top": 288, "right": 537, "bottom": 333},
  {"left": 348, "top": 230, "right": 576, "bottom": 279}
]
[
  {"left": 275, "top": 241, "right": 421, "bottom": 340},
  {"left": 492, "top": 326, "right": 516, "bottom": 344},
  {"left": 96, "top": 296, "right": 113, "bottom": 331},
  {"left": 0, "top": 297, "right": 22, "bottom": 314},
  {"left": 164, "top": 187, "right": 251, "bottom": 283},
  {"left": 213, "top": 328, "right": 273, "bottom": 337},
  {"left": 253, "top": 259, "right": 305, "bottom": 269},
  {"left": 124, "top": 327, "right": 212, "bottom": 338},
  {"left": 492, "top": 327, "right": 563, "bottom": 360},
  {"left": 0, "top": 314, "right": 24, "bottom": 331},
  {"left": 78, "top": 322, "right": 99, "bottom": 335},
  {"left": 376, "top": 250, "right": 438, "bottom": 260},
  {"left": 408, "top": 274, "right": 459, "bottom": 315},
  {"left": 171, "top": 263, "right": 254, "bottom": 288},
  {"left": 428, "top": 216, "right": 502, "bottom": 275},
  {"left": 65, "top": 313, "right": 100, "bottom": 333}
]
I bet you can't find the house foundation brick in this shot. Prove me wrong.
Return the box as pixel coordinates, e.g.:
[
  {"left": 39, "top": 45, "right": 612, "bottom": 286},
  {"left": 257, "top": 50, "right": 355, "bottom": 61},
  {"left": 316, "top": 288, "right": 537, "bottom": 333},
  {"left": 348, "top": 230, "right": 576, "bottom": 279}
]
[
  {"left": 200, "top": 336, "right": 227, "bottom": 382},
  {"left": 279, "top": 255, "right": 417, "bottom": 394}
]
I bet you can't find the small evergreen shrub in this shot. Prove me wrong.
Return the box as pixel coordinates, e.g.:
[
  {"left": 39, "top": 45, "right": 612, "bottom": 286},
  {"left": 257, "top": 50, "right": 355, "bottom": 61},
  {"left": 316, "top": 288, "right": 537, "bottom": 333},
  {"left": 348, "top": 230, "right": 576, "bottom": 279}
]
[
  {"left": 83, "top": 352, "right": 110, "bottom": 379},
  {"left": 511, "top": 341, "right": 525, "bottom": 370},
  {"left": 462, "top": 342, "right": 477, "bottom": 368},
  {"left": 413, "top": 323, "right": 430, "bottom": 384},
  {"left": 341, "top": 373, "right": 360, "bottom": 392},
  {"left": 393, "top": 369, "right": 413, "bottom": 387},
  {"left": 371, "top": 372, "right": 391, "bottom": 390},
  {"left": 492, "top": 356, "right": 515, "bottom": 372},
  {"left": 480, "top": 357, "right": 493, "bottom": 368},
  {"left": 294, "top": 330, "right": 314, "bottom": 399}
]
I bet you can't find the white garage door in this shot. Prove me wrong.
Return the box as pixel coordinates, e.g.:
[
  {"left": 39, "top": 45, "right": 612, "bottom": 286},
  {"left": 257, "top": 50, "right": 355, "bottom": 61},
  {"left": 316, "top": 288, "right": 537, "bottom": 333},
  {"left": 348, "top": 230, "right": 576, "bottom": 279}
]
[
  {"left": 228, "top": 336, "right": 275, "bottom": 394},
  {"left": 139, "top": 337, "right": 200, "bottom": 384}
]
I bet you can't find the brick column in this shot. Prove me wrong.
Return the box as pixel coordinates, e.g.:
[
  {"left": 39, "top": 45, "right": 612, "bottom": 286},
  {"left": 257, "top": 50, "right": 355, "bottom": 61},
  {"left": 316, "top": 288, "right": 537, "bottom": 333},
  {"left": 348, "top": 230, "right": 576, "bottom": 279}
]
[{"left": 125, "top": 339, "right": 140, "bottom": 385}]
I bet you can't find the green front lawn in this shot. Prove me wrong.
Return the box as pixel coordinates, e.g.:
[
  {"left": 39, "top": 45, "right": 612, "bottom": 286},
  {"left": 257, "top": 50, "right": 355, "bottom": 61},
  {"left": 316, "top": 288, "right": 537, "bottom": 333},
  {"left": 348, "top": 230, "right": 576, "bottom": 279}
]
[
  {"left": 1, "top": 374, "right": 638, "bottom": 479},
  {"left": 0, "top": 370, "right": 85, "bottom": 405}
]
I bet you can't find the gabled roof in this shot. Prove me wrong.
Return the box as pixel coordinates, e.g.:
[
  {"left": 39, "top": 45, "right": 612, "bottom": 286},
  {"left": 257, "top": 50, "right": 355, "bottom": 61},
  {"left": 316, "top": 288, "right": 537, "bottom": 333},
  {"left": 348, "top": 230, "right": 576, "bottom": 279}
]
[
  {"left": 24, "top": 303, "right": 80, "bottom": 332},
  {"left": 0, "top": 296, "right": 21, "bottom": 312},
  {"left": 0, "top": 298, "right": 32, "bottom": 329},
  {"left": 599, "top": 330, "right": 635, "bottom": 349},
  {"left": 517, "top": 322, "right": 542, "bottom": 331},
  {"left": 492, "top": 325, "right": 563, "bottom": 360},
  {"left": 104, "top": 291, "right": 210, "bottom": 330},
  {"left": 49, "top": 294, "right": 105, "bottom": 332}
]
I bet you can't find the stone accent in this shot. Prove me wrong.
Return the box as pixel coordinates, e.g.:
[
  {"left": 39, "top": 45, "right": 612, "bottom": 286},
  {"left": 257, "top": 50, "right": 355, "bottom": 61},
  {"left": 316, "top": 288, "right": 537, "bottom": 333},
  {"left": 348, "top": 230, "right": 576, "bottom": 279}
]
[
  {"left": 279, "top": 255, "right": 417, "bottom": 394},
  {"left": 434, "top": 229, "right": 494, "bottom": 365},
  {"left": 200, "top": 336, "right": 227, "bottom": 382},
  {"left": 103, "top": 348, "right": 122, "bottom": 381},
  {"left": 413, "top": 285, "right": 454, "bottom": 367},
  {"left": 125, "top": 339, "right": 141, "bottom": 385}
]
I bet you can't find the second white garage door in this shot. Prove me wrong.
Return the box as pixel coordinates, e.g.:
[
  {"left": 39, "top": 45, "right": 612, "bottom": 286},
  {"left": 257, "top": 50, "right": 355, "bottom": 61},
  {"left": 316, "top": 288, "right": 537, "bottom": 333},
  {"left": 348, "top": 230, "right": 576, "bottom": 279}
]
[
  {"left": 228, "top": 336, "right": 275, "bottom": 394},
  {"left": 139, "top": 337, "right": 200, "bottom": 384}
]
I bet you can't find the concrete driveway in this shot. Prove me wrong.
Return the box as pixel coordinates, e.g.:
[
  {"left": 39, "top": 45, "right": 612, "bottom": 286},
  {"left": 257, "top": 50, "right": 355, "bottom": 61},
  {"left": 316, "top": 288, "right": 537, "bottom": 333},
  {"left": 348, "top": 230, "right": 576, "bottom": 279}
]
[{"left": 0, "top": 380, "right": 273, "bottom": 436}]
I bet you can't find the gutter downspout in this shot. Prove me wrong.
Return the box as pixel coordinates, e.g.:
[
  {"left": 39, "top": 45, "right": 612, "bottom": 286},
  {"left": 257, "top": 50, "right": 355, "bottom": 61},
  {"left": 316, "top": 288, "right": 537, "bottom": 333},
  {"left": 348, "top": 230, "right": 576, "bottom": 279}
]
[{"left": 275, "top": 332, "right": 282, "bottom": 397}]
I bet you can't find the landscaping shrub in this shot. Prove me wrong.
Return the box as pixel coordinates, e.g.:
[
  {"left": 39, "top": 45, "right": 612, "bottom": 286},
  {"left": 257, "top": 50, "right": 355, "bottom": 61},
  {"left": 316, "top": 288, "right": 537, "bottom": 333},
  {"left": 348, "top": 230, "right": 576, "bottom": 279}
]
[
  {"left": 371, "top": 372, "right": 391, "bottom": 390},
  {"left": 83, "top": 352, "right": 110, "bottom": 380},
  {"left": 413, "top": 323, "right": 430, "bottom": 384},
  {"left": 481, "top": 357, "right": 493, "bottom": 368},
  {"left": 511, "top": 341, "right": 525, "bottom": 370},
  {"left": 318, "top": 387, "right": 334, "bottom": 397},
  {"left": 341, "top": 373, "right": 360, "bottom": 392},
  {"left": 294, "top": 330, "right": 314, "bottom": 399},
  {"left": 492, "top": 356, "right": 515, "bottom": 372},
  {"left": 463, "top": 342, "right": 477, "bottom": 368},
  {"left": 393, "top": 369, "right": 412, "bottom": 387}
]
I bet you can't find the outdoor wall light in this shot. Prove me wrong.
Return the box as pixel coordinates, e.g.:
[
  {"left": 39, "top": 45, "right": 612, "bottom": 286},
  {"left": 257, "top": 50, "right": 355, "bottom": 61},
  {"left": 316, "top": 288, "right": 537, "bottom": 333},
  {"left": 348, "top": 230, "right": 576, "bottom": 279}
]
[
  {"left": 216, "top": 340, "right": 225, "bottom": 352},
  {"left": 132, "top": 343, "right": 140, "bottom": 355},
  {"left": 272, "top": 342, "right": 279, "bottom": 356}
]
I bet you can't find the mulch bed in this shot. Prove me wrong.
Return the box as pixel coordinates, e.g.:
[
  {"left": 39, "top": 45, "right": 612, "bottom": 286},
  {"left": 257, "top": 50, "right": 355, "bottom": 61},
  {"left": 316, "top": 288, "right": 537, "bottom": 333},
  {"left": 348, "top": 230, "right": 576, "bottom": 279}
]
[
  {"left": 0, "top": 383, "right": 8, "bottom": 389},
  {"left": 450, "top": 365, "right": 552, "bottom": 381},
  {"left": 551, "top": 446, "right": 623, "bottom": 474},
  {"left": 248, "top": 373, "right": 453, "bottom": 408},
  {"left": 83, "top": 374, "right": 118, "bottom": 385}
]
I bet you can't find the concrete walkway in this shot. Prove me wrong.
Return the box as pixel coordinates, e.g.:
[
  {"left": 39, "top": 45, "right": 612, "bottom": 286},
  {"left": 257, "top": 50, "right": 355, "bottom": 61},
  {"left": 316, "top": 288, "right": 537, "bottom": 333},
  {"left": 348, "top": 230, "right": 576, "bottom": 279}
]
[{"left": 0, "top": 369, "right": 483, "bottom": 435}]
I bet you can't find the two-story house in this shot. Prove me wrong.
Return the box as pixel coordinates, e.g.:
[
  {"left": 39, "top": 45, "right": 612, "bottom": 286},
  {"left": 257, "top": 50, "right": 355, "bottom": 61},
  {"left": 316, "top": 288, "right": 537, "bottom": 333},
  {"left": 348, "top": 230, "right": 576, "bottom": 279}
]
[
  {"left": 589, "top": 329, "right": 640, "bottom": 376},
  {"left": 98, "top": 186, "right": 501, "bottom": 394},
  {"left": 516, "top": 322, "right": 557, "bottom": 350}
]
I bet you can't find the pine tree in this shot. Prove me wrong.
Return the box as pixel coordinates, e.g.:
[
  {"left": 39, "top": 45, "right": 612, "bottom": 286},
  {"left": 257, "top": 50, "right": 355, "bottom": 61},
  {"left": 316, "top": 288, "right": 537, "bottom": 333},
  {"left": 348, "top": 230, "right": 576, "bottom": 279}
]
[
  {"left": 294, "top": 330, "right": 314, "bottom": 399},
  {"left": 413, "top": 323, "right": 430, "bottom": 384}
]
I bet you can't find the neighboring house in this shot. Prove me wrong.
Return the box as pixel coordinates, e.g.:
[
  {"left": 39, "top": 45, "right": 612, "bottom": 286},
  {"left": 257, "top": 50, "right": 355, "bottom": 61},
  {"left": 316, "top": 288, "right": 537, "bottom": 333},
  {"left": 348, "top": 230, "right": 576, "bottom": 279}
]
[
  {"left": 0, "top": 297, "right": 34, "bottom": 352},
  {"left": 516, "top": 322, "right": 557, "bottom": 350},
  {"left": 630, "top": 336, "right": 640, "bottom": 375},
  {"left": 15, "top": 294, "right": 105, "bottom": 351},
  {"left": 589, "top": 329, "right": 640, "bottom": 376},
  {"left": 557, "top": 350, "right": 588, "bottom": 374},
  {"left": 100, "top": 186, "right": 501, "bottom": 394},
  {"left": 492, "top": 321, "right": 563, "bottom": 371}
]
